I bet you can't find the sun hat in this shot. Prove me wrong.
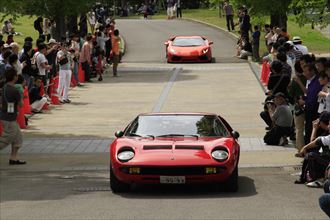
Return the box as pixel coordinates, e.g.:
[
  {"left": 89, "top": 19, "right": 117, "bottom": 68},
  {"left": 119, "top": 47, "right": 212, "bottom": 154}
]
[
  {"left": 47, "top": 38, "right": 57, "bottom": 44},
  {"left": 292, "top": 36, "right": 302, "bottom": 43}
]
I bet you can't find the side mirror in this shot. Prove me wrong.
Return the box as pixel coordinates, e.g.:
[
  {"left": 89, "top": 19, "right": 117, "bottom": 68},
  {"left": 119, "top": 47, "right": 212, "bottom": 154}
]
[
  {"left": 115, "top": 131, "right": 124, "bottom": 138},
  {"left": 209, "top": 41, "right": 213, "bottom": 45},
  {"left": 164, "top": 42, "right": 169, "bottom": 46},
  {"left": 232, "top": 131, "right": 240, "bottom": 139}
]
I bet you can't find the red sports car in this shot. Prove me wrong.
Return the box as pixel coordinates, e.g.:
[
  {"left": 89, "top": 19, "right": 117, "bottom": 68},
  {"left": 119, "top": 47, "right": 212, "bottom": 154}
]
[
  {"left": 110, "top": 113, "right": 240, "bottom": 192},
  {"left": 165, "top": 36, "right": 214, "bottom": 63}
]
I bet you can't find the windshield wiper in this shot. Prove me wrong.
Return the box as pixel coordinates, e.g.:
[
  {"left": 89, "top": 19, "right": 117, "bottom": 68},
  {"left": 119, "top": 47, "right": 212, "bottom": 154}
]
[
  {"left": 156, "top": 134, "right": 199, "bottom": 139},
  {"left": 127, "top": 133, "right": 155, "bottom": 139}
]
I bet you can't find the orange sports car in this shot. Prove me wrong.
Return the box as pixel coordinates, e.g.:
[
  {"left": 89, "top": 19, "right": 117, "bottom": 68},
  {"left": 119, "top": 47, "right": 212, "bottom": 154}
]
[{"left": 165, "top": 36, "right": 213, "bottom": 63}]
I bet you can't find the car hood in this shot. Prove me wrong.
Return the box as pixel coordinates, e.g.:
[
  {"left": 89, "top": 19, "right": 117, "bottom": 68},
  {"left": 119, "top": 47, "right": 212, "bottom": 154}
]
[{"left": 112, "top": 137, "right": 235, "bottom": 166}]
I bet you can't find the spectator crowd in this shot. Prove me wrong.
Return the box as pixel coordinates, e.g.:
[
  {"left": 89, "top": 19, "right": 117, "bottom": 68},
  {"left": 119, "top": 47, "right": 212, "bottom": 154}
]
[
  {"left": 0, "top": 8, "right": 122, "bottom": 165},
  {"left": 222, "top": 0, "right": 330, "bottom": 216}
]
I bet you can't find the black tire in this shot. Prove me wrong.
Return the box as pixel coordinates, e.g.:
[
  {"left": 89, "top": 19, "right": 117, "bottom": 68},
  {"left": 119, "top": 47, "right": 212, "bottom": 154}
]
[
  {"left": 223, "top": 165, "right": 238, "bottom": 192},
  {"left": 210, "top": 57, "right": 216, "bottom": 63},
  {"left": 110, "top": 165, "right": 130, "bottom": 193}
]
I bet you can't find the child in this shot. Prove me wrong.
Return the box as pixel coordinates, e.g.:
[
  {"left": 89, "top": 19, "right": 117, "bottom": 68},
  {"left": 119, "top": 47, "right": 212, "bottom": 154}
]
[{"left": 251, "top": 25, "right": 260, "bottom": 62}]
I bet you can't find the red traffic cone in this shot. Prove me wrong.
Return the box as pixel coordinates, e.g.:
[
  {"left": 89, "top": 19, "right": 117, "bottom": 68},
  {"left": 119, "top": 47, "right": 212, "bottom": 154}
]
[
  {"left": 260, "top": 61, "right": 270, "bottom": 86},
  {"left": 71, "top": 73, "right": 77, "bottom": 87},
  {"left": 78, "top": 63, "right": 85, "bottom": 83},
  {"left": 16, "top": 105, "right": 27, "bottom": 129},
  {"left": 23, "top": 87, "right": 32, "bottom": 115},
  {"left": 0, "top": 121, "right": 3, "bottom": 136},
  {"left": 42, "top": 102, "right": 49, "bottom": 110},
  {"left": 51, "top": 76, "right": 61, "bottom": 105}
]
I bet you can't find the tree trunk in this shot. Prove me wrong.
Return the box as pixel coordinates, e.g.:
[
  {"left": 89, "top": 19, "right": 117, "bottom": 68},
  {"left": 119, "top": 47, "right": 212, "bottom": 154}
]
[
  {"left": 55, "top": 15, "right": 66, "bottom": 42},
  {"left": 67, "top": 15, "right": 78, "bottom": 35},
  {"left": 270, "top": 13, "right": 288, "bottom": 29},
  {"left": 79, "top": 14, "right": 88, "bottom": 36}
]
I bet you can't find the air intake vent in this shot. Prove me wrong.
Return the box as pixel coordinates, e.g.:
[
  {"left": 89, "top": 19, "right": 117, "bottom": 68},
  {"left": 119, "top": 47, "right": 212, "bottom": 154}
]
[
  {"left": 175, "top": 145, "right": 204, "bottom": 150},
  {"left": 143, "top": 145, "right": 172, "bottom": 150}
]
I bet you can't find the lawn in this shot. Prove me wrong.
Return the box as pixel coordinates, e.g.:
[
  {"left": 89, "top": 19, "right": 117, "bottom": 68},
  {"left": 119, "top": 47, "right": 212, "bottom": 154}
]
[
  {"left": 131, "top": 9, "right": 330, "bottom": 55},
  {"left": 1, "top": 14, "right": 39, "bottom": 49}
]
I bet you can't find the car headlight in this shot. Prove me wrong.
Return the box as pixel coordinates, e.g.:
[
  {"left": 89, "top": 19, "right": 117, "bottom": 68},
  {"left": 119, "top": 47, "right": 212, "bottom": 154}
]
[
  {"left": 202, "top": 49, "right": 209, "bottom": 54},
  {"left": 211, "top": 149, "right": 229, "bottom": 162},
  {"left": 170, "top": 48, "right": 176, "bottom": 54},
  {"left": 117, "top": 150, "right": 135, "bottom": 162}
]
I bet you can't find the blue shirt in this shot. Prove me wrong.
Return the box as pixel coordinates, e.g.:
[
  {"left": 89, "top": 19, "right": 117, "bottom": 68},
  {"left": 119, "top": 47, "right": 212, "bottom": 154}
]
[{"left": 305, "top": 75, "right": 322, "bottom": 110}]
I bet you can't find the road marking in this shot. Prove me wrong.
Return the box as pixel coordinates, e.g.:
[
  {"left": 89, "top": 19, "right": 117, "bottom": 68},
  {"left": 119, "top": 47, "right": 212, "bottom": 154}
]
[{"left": 152, "top": 67, "right": 182, "bottom": 112}]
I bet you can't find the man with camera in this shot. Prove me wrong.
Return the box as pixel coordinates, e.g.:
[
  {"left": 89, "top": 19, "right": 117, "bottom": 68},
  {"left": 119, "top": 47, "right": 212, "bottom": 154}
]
[
  {"left": 263, "top": 92, "right": 293, "bottom": 146},
  {"left": 56, "top": 42, "right": 73, "bottom": 103}
]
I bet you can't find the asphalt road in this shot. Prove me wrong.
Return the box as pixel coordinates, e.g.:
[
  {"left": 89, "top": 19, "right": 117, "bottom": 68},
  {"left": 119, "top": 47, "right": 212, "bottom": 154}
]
[
  {"left": 117, "top": 19, "right": 243, "bottom": 63},
  {"left": 0, "top": 19, "right": 324, "bottom": 220},
  {"left": 0, "top": 167, "right": 327, "bottom": 220}
]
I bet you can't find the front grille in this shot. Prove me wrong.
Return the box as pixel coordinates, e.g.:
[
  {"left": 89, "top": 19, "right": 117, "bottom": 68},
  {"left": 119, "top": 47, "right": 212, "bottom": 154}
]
[
  {"left": 122, "top": 166, "right": 226, "bottom": 175},
  {"left": 199, "top": 55, "right": 209, "bottom": 61},
  {"left": 172, "top": 56, "right": 181, "bottom": 61},
  {"left": 175, "top": 145, "right": 204, "bottom": 150},
  {"left": 143, "top": 145, "right": 172, "bottom": 150}
]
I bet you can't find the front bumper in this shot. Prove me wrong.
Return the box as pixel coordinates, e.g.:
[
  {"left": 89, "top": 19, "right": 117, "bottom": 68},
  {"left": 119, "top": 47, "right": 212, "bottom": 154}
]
[
  {"left": 112, "top": 165, "right": 233, "bottom": 184},
  {"left": 168, "top": 54, "right": 211, "bottom": 63}
]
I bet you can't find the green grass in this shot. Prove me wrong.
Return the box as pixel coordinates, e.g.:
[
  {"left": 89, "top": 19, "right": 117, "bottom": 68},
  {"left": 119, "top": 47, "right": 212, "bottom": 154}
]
[
  {"left": 1, "top": 14, "right": 39, "bottom": 49},
  {"left": 130, "top": 9, "right": 330, "bottom": 54}
]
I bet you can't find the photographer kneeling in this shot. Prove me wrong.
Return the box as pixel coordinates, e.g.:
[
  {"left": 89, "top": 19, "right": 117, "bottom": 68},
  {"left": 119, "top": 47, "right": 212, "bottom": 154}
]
[{"left": 263, "top": 92, "right": 293, "bottom": 146}]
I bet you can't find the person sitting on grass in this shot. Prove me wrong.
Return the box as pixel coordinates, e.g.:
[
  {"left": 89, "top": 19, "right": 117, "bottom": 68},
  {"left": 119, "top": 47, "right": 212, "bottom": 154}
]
[{"left": 28, "top": 77, "right": 47, "bottom": 113}]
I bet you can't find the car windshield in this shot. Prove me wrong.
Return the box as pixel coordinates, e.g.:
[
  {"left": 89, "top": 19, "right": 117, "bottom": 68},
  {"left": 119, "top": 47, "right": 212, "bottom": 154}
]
[
  {"left": 125, "top": 115, "right": 229, "bottom": 138},
  {"left": 172, "top": 38, "right": 205, "bottom": 47}
]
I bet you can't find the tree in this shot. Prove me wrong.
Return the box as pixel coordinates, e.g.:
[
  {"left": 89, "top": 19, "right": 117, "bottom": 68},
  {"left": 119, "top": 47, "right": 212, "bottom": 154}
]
[
  {"left": 229, "top": 0, "right": 292, "bottom": 28},
  {"left": 290, "top": 0, "right": 330, "bottom": 29},
  {"left": 0, "top": 0, "right": 95, "bottom": 41}
]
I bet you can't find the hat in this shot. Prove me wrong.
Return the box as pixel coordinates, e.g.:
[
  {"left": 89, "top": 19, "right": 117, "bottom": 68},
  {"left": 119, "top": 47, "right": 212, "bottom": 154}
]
[
  {"left": 47, "top": 39, "right": 57, "bottom": 44},
  {"left": 3, "top": 43, "right": 12, "bottom": 49},
  {"left": 292, "top": 36, "right": 302, "bottom": 43},
  {"left": 285, "top": 41, "right": 294, "bottom": 46},
  {"left": 319, "top": 111, "right": 330, "bottom": 123},
  {"left": 274, "top": 92, "right": 286, "bottom": 99}
]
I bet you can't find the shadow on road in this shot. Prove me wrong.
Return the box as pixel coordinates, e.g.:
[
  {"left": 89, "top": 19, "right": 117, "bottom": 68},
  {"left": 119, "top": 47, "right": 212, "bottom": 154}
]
[{"left": 118, "top": 176, "right": 257, "bottom": 198}]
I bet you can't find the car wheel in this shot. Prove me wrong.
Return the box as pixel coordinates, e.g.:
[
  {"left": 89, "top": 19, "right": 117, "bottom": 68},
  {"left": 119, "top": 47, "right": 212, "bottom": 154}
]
[
  {"left": 210, "top": 57, "right": 216, "bottom": 63},
  {"left": 223, "top": 165, "right": 238, "bottom": 192},
  {"left": 110, "top": 165, "right": 130, "bottom": 193}
]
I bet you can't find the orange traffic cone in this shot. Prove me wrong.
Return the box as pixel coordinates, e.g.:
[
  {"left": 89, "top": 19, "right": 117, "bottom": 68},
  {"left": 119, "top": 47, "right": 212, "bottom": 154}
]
[
  {"left": 16, "top": 105, "right": 27, "bottom": 129},
  {"left": 71, "top": 73, "right": 77, "bottom": 87},
  {"left": 39, "top": 82, "right": 50, "bottom": 110},
  {"left": 51, "top": 76, "right": 61, "bottom": 105},
  {"left": 23, "top": 87, "right": 32, "bottom": 115},
  {"left": 78, "top": 63, "right": 85, "bottom": 83}
]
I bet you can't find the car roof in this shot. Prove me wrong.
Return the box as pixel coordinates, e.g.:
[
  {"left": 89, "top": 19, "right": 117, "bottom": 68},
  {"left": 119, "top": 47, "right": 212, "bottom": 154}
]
[{"left": 138, "top": 112, "right": 217, "bottom": 116}]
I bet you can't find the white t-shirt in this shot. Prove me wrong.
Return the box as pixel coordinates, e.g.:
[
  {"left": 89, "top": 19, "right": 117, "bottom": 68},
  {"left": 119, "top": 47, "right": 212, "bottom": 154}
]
[
  {"left": 36, "top": 52, "right": 48, "bottom": 76},
  {"left": 57, "top": 50, "right": 72, "bottom": 70},
  {"left": 294, "top": 44, "right": 308, "bottom": 55},
  {"left": 321, "top": 135, "right": 330, "bottom": 147}
]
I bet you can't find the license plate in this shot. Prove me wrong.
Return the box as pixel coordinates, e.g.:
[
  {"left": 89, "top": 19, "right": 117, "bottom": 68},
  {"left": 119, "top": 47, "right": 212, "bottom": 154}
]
[{"left": 160, "top": 176, "right": 185, "bottom": 184}]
